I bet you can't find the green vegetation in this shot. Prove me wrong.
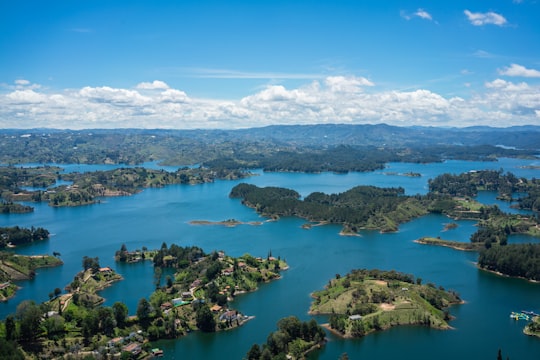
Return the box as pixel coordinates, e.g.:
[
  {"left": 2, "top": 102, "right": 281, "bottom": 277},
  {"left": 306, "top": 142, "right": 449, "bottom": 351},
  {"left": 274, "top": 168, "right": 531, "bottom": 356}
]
[
  {"left": 415, "top": 237, "right": 482, "bottom": 251},
  {"left": 230, "top": 183, "right": 429, "bottom": 233},
  {"left": 478, "top": 244, "right": 540, "bottom": 281},
  {"left": 1, "top": 127, "right": 538, "bottom": 171},
  {"left": 0, "top": 166, "right": 251, "bottom": 207},
  {"left": 310, "top": 269, "right": 462, "bottom": 338},
  {"left": 429, "top": 169, "right": 540, "bottom": 212},
  {"left": 245, "top": 316, "right": 326, "bottom": 360},
  {"left": 0, "top": 244, "right": 289, "bottom": 358},
  {"left": 0, "top": 201, "right": 33, "bottom": 214},
  {"left": 524, "top": 316, "right": 540, "bottom": 338},
  {"left": 0, "top": 226, "right": 50, "bottom": 248},
  {"left": 0, "top": 252, "right": 62, "bottom": 301}
]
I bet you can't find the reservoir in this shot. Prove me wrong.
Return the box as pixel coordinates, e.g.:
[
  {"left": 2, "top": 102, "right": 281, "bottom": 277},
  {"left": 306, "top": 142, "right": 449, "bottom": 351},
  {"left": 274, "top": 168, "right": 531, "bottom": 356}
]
[{"left": 1, "top": 158, "right": 540, "bottom": 359}]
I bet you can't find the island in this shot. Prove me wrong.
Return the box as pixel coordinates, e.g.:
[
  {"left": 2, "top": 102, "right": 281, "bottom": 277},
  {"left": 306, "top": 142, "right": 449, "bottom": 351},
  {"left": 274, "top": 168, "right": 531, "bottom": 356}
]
[
  {"left": 309, "top": 269, "right": 462, "bottom": 338},
  {"left": 0, "top": 226, "right": 50, "bottom": 249},
  {"left": 189, "top": 218, "right": 263, "bottom": 227},
  {"left": 245, "top": 316, "right": 326, "bottom": 360},
  {"left": 415, "top": 237, "right": 482, "bottom": 251}
]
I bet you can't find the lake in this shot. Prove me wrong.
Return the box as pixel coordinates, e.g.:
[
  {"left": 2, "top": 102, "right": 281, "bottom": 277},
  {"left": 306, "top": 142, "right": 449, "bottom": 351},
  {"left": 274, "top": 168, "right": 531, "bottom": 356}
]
[{"left": 1, "top": 158, "right": 540, "bottom": 359}]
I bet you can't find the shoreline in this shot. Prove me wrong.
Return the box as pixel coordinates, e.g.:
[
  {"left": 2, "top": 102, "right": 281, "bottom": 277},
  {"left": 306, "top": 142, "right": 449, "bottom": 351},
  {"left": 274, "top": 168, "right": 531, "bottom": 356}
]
[
  {"left": 414, "top": 238, "right": 480, "bottom": 252},
  {"left": 475, "top": 263, "right": 539, "bottom": 284}
]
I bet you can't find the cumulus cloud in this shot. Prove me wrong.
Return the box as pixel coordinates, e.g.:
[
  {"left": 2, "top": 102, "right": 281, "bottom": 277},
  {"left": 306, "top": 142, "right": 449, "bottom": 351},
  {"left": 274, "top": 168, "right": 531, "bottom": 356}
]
[
  {"left": 1, "top": 76, "right": 539, "bottom": 129},
  {"left": 6, "top": 89, "right": 46, "bottom": 104},
  {"left": 79, "top": 86, "right": 151, "bottom": 106},
  {"left": 464, "top": 10, "right": 507, "bottom": 26},
  {"left": 498, "top": 64, "right": 540, "bottom": 78},
  {"left": 136, "top": 80, "right": 170, "bottom": 90}
]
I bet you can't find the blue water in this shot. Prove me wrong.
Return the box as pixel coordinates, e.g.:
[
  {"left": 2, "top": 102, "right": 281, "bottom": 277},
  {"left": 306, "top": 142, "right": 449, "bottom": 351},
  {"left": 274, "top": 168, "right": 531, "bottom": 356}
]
[{"left": 1, "top": 158, "right": 540, "bottom": 359}]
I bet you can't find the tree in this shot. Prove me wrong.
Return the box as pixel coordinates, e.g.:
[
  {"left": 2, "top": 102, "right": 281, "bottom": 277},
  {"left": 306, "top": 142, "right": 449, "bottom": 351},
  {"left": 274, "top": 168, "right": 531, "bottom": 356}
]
[
  {"left": 195, "top": 304, "right": 216, "bottom": 332},
  {"left": 0, "top": 339, "right": 25, "bottom": 360},
  {"left": 113, "top": 301, "right": 128, "bottom": 328},
  {"left": 5, "top": 315, "right": 17, "bottom": 340},
  {"left": 54, "top": 287, "right": 62, "bottom": 298},
  {"left": 137, "top": 298, "right": 152, "bottom": 329},
  {"left": 43, "top": 315, "right": 65, "bottom": 340},
  {"left": 247, "top": 344, "right": 262, "bottom": 360},
  {"left": 16, "top": 300, "right": 42, "bottom": 341},
  {"left": 98, "top": 307, "right": 116, "bottom": 336}
]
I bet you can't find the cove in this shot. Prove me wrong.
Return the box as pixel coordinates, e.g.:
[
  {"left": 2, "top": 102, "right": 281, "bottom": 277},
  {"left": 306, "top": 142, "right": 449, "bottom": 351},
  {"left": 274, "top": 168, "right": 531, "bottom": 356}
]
[{"left": 0, "top": 158, "right": 539, "bottom": 359}]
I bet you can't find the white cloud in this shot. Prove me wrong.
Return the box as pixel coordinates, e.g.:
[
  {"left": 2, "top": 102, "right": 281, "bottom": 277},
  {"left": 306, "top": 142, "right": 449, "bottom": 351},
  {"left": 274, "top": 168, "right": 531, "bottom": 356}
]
[
  {"left": 401, "top": 8, "right": 434, "bottom": 21},
  {"left": 1, "top": 76, "right": 539, "bottom": 129},
  {"left": 159, "top": 89, "right": 189, "bottom": 103},
  {"left": 498, "top": 64, "right": 540, "bottom": 78},
  {"left": 325, "top": 76, "right": 374, "bottom": 93},
  {"left": 136, "top": 80, "right": 170, "bottom": 90},
  {"left": 15, "top": 79, "right": 30, "bottom": 86},
  {"left": 79, "top": 86, "right": 151, "bottom": 106},
  {"left": 7, "top": 89, "right": 46, "bottom": 104},
  {"left": 464, "top": 10, "right": 507, "bottom": 26},
  {"left": 415, "top": 9, "right": 433, "bottom": 21}
]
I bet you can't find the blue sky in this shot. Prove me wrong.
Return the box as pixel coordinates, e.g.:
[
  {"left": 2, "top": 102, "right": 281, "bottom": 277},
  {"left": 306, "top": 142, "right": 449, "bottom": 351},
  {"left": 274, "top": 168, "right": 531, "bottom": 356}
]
[{"left": 1, "top": 0, "right": 539, "bottom": 129}]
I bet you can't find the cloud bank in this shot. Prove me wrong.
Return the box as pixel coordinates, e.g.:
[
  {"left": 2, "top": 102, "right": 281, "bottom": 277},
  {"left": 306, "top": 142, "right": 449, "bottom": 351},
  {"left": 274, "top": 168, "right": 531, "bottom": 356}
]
[{"left": 1, "top": 73, "right": 539, "bottom": 129}]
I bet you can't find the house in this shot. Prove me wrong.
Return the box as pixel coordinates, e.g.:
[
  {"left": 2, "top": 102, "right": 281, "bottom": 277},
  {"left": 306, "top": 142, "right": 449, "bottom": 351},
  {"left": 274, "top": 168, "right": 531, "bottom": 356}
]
[
  {"left": 107, "top": 337, "right": 123, "bottom": 347},
  {"left": 122, "top": 342, "right": 142, "bottom": 355},
  {"left": 99, "top": 267, "right": 113, "bottom": 273},
  {"left": 349, "top": 315, "right": 362, "bottom": 321},
  {"left": 219, "top": 310, "right": 238, "bottom": 322},
  {"left": 222, "top": 267, "right": 234, "bottom": 276},
  {"left": 160, "top": 302, "right": 173, "bottom": 311},
  {"left": 0, "top": 282, "right": 11, "bottom": 290},
  {"left": 210, "top": 304, "right": 222, "bottom": 312},
  {"left": 181, "top": 292, "right": 193, "bottom": 301}
]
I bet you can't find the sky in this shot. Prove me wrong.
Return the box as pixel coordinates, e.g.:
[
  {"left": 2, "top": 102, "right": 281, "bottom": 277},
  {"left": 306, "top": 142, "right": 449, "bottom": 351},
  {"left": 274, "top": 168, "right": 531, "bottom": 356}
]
[{"left": 0, "top": 0, "right": 539, "bottom": 130}]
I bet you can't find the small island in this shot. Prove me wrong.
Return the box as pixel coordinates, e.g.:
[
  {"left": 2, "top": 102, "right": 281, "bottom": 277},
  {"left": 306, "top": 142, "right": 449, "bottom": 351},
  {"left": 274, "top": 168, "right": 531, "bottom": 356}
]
[
  {"left": 310, "top": 269, "right": 462, "bottom": 338},
  {"left": 189, "top": 218, "right": 263, "bottom": 227},
  {"left": 415, "top": 237, "right": 482, "bottom": 251}
]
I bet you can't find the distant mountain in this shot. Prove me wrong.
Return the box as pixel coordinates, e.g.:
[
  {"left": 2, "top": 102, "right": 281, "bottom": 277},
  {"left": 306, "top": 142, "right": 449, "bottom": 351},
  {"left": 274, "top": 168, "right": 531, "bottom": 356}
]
[
  {"left": 230, "top": 124, "right": 540, "bottom": 150},
  {"left": 2, "top": 124, "right": 540, "bottom": 150}
]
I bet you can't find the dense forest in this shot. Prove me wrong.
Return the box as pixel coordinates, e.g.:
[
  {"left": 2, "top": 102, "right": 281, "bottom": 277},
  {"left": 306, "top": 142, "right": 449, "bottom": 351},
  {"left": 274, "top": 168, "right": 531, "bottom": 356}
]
[
  {"left": 245, "top": 316, "right": 326, "bottom": 360},
  {"left": 230, "top": 183, "right": 429, "bottom": 233},
  {"left": 478, "top": 244, "right": 540, "bottom": 281},
  {"left": 0, "top": 226, "right": 50, "bottom": 248}
]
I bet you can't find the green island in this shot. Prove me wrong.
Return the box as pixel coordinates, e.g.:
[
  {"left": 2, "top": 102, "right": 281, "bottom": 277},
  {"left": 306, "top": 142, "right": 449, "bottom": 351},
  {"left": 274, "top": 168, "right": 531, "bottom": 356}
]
[
  {"left": 229, "top": 170, "right": 540, "bottom": 236},
  {"left": 0, "top": 245, "right": 288, "bottom": 359},
  {"left": 310, "top": 269, "right": 462, "bottom": 338},
  {"left": 244, "top": 316, "right": 327, "bottom": 360},
  {"left": 415, "top": 237, "right": 482, "bottom": 251},
  {"left": 0, "top": 226, "right": 50, "bottom": 249},
  {"left": 1, "top": 252, "right": 63, "bottom": 302}
]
